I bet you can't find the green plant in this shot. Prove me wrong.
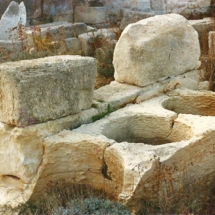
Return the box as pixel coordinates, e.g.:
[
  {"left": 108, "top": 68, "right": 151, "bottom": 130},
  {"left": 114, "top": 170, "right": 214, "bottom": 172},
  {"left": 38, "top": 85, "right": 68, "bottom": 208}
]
[
  {"left": 91, "top": 104, "right": 113, "bottom": 122},
  {"left": 53, "top": 197, "right": 132, "bottom": 215},
  {"left": 19, "top": 180, "right": 132, "bottom": 215}
]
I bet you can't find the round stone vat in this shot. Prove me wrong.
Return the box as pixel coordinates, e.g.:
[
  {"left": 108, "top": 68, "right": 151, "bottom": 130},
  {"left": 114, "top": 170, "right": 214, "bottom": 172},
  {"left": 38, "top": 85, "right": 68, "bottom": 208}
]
[
  {"left": 101, "top": 114, "right": 193, "bottom": 145},
  {"left": 162, "top": 91, "right": 215, "bottom": 116}
]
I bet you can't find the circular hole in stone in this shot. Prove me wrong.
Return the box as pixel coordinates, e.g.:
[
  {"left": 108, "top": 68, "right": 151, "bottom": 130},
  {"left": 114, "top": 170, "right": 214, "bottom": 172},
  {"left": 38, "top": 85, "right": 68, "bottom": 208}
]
[
  {"left": 101, "top": 115, "right": 193, "bottom": 145},
  {"left": 162, "top": 94, "right": 215, "bottom": 116}
]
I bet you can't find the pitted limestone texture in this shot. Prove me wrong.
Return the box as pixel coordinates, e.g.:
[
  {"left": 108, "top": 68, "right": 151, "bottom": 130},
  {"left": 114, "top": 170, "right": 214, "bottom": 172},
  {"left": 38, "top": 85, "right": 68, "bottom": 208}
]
[
  {"left": 162, "top": 89, "right": 215, "bottom": 116},
  {"left": 0, "top": 55, "right": 96, "bottom": 126},
  {"left": 1, "top": 90, "right": 215, "bottom": 214},
  {"left": 72, "top": 90, "right": 215, "bottom": 210},
  {"left": 114, "top": 14, "right": 200, "bottom": 87},
  {"left": 0, "top": 107, "right": 98, "bottom": 211}
]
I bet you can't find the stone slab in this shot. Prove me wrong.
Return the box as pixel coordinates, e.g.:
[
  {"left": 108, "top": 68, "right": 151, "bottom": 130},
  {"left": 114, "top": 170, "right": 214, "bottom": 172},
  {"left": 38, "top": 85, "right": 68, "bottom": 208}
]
[
  {"left": 25, "top": 22, "right": 87, "bottom": 47},
  {"left": 75, "top": 6, "right": 107, "bottom": 24},
  {"left": 0, "top": 55, "right": 96, "bottom": 126}
]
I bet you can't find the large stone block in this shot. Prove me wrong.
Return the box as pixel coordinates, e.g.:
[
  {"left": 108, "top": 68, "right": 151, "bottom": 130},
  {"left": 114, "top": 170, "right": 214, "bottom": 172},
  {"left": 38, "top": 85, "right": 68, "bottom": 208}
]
[
  {"left": 74, "top": 90, "right": 215, "bottom": 211},
  {"left": 119, "top": 9, "right": 160, "bottom": 30},
  {"left": 0, "top": 55, "right": 96, "bottom": 126},
  {"left": 189, "top": 18, "right": 215, "bottom": 54},
  {"left": 114, "top": 14, "right": 201, "bottom": 87},
  {"left": 0, "top": 107, "right": 98, "bottom": 210},
  {"left": 0, "top": 1, "right": 26, "bottom": 40},
  {"left": 25, "top": 22, "right": 87, "bottom": 47},
  {"left": 74, "top": 6, "right": 107, "bottom": 24}
]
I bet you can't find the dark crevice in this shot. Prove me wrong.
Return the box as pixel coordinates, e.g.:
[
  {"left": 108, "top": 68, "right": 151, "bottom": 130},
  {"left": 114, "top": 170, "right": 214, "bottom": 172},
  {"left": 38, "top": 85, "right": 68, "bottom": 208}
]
[
  {"left": 5, "top": 175, "right": 21, "bottom": 180},
  {"left": 102, "top": 162, "right": 112, "bottom": 180}
]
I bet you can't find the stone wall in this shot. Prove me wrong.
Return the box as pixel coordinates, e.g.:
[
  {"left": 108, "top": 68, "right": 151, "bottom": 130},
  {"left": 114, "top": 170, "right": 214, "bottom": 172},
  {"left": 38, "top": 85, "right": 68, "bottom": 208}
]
[{"left": 0, "top": 0, "right": 214, "bottom": 26}]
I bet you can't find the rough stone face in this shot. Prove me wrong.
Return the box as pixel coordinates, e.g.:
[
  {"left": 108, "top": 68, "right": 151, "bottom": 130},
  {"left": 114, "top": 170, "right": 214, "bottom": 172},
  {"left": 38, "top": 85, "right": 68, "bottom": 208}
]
[
  {"left": 189, "top": 18, "right": 215, "bottom": 54},
  {"left": 32, "top": 130, "right": 110, "bottom": 198},
  {"left": 64, "top": 38, "right": 82, "bottom": 55},
  {"left": 74, "top": 6, "right": 107, "bottom": 24},
  {"left": 1, "top": 88, "right": 215, "bottom": 213},
  {"left": 74, "top": 89, "right": 215, "bottom": 211},
  {"left": 0, "top": 55, "right": 96, "bottom": 126},
  {"left": 197, "top": 0, "right": 211, "bottom": 7},
  {"left": 25, "top": 22, "right": 87, "bottom": 48},
  {"left": 18, "top": 2, "right": 26, "bottom": 26},
  {"left": 119, "top": 10, "right": 159, "bottom": 30},
  {"left": 78, "top": 28, "right": 117, "bottom": 56},
  {"left": 0, "top": 1, "right": 22, "bottom": 40},
  {"left": 0, "top": 107, "right": 98, "bottom": 211},
  {"left": 114, "top": 14, "right": 201, "bottom": 87}
]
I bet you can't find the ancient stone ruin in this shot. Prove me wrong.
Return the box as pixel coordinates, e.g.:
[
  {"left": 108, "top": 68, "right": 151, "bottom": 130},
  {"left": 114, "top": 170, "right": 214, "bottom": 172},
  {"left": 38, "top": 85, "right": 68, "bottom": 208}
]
[{"left": 1, "top": 1, "right": 215, "bottom": 215}]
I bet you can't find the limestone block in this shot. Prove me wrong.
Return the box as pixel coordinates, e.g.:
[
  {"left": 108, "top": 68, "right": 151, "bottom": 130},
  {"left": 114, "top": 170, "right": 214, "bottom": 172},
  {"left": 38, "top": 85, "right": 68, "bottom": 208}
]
[
  {"left": 124, "top": 0, "right": 151, "bottom": 11},
  {"left": 189, "top": 19, "right": 215, "bottom": 54},
  {"left": 94, "top": 81, "right": 144, "bottom": 109},
  {"left": 119, "top": 9, "right": 159, "bottom": 30},
  {"left": 25, "top": 22, "right": 87, "bottom": 47},
  {"left": 151, "top": 0, "right": 166, "bottom": 11},
  {"left": 198, "top": 81, "right": 209, "bottom": 90},
  {"left": 187, "top": 2, "right": 199, "bottom": 9},
  {"left": 0, "top": 107, "right": 98, "bottom": 209},
  {"left": 59, "top": 38, "right": 82, "bottom": 55},
  {"left": 0, "top": 39, "right": 28, "bottom": 63},
  {"left": 197, "top": 0, "right": 211, "bottom": 7},
  {"left": 78, "top": 28, "right": 117, "bottom": 56},
  {"left": 32, "top": 130, "right": 110, "bottom": 197},
  {"left": 53, "top": 10, "right": 73, "bottom": 23},
  {"left": 74, "top": 91, "right": 215, "bottom": 211},
  {"left": 19, "top": 2, "right": 26, "bottom": 26},
  {"left": 208, "top": 31, "right": 215, "bottom": 57},
  {"left": 114, "top": 14, "right": 201, "bottom": 87},
  {"left": 0, "top": 1, "right": 21, "bottom": 40},
  {"left": 0, "top": 55, "right": 96, "bottom": 126},
  {"left": 164, "top": 89, "right": 215, "bottom": 116},
  {"left": 75, "top": 6, "right": 107, "bottom": 24}
]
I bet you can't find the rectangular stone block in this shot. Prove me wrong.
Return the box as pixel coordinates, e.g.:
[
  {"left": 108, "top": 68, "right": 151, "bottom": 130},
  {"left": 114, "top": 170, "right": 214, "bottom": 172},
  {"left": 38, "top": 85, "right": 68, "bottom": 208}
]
[
  {"left": 74, "top": 6, "right": 106, "bottom": 24},
  {"left": 209, "top": 31, "right": 215, "bottom": 57},
  {"left": 0, "top": 55, "right": 96, "bottom": 126},
  {"left": 25, "top": 22, "right": 88, "bottom": 47}
]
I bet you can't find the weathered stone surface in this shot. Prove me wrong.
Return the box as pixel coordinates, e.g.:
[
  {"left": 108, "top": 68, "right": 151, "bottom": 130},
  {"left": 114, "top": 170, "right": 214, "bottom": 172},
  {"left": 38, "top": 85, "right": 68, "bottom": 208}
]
[
  {"left": 114, "top": 14, "right": 201, "bottom": 87},
  {"left": 94, "top": 70, "right": 200, "bottom": 109},
  {"left": 151, "top": 0, "right": 165, "bottom": 11},
  {"left": 164, "top": 89, "right": 215, "bottom": 116},
  {"left": 189, "top": 18, "right": 215, "bottom": 54},
  {"left": 56, "top": 37, "right": 82, "bottom": 55},
  {"left": 119, "top": 9, "right": 159, "bottom": 30},
  {"left": 0, "top": 107, "right": 98, "bottom": 210},
  {"left": 75, "top": 6, "right": 107, "bottom": 24},
  {"left": 0, "top": 1, "right": 21, "bottom": 40},
  {"left": 124, "top": 0, "right": 151, "bottom": 11},
  {"left": 78, "top": 28, "right": 117, "bottom": 56},
  {"left": 136, "top": 70, "right": 200, "bottom": 102},
  {"left": 94, "top": 81, "right": 144, "bottom": 110},
  {"left": 0, "top": 55, "right": 96, "bottom": 126},
  {"left": 209, "top": 31, "right": 215, "bottom": 57},
  {"left": 2, "top": 88, "right": 215, "bottom": 213},
  {"left": 25, "top": 22, "right": 87, "bottom": 47},
  {"left": 32, "top": 130, "right": 110, "bottom": 197},
  {"left": 197, "top": 0, "right": 211, "bottom": 7},
  {"left": 18, "top": 1, "right": 26, "bottom": 26},
  {"left": 53, "top": 10, "right": 74, "bottom": 23},
  {"left": 0, "top": 39, "right": 28, "bottom": 62},
  {"left": 74, "top": 90, "right": 215, "bottom": 211}
]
